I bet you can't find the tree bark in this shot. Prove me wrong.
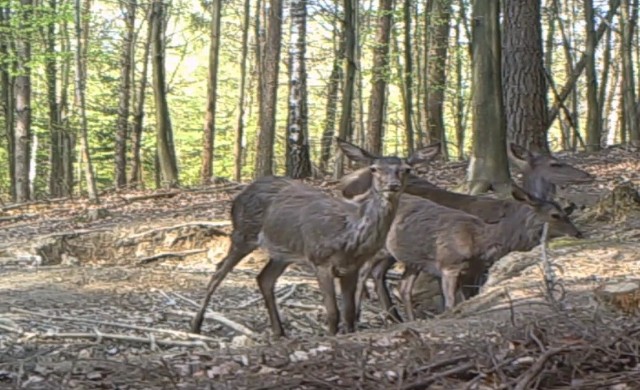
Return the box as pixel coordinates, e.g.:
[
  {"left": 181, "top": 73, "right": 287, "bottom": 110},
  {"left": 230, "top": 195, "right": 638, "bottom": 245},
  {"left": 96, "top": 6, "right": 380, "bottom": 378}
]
[
  {"left": 425, "top": 0, "right": 451, "bottom": 160},
  {"left": 466, "top": 0, "right": 510, "bottom": 194},
  {"left": 401, "top": 0, "right": 414, "bottom": 154},
  {"left": 200, "top": 0, "right": 222, "bottom": 184},
  {"left": 453, "top": 3, "right": 466, "bottom": 160},
  {"left": 129, "top": 5, "right": 152, "bottom": 187},
  {"left": 285, "top": 0, "right": 312, "bottom": 179},
  {"left": 254, "top": 0, "right": 283, "bottom": 178},
  {"left": 333, "top": 0, "right": 357, "bottom": 178},
  {"left": 233, "top": 0, "right": 251, "bottom": 182},
  {"left": 1, "top": 6, "right": 15, "bottom": 200},
  {"left": 74, "top": 0, "right": 99, "bottom": 202},
  {"left": 620, "top": 0, "right": 639, "bottom": 145},
  {"left": 502, "top": 0, "right": 549, "bottom": 152},
  {"left": 150, "top": 0, "right": 179, "bottom": 187},
  {"left": 59, "top": 10, "right": 74, "bottom": 196},
  {"left": 115, "top": 0, "right": 136, "bottom": 188},
  {"left": 584, "top": 0, "right": 601, "bottom": 151},
  {"left": 366, "top": 0, "right": 394, "bottom": 156},
  {"left": 599, "top": 15, "right": 613, "bottom": 146}
]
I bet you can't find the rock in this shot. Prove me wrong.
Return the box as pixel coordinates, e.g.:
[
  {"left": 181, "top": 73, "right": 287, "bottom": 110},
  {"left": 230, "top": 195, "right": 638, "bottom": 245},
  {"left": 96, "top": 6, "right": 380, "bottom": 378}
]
[{"left": 594, "top": 280, "right": 640, "bottom": 315}]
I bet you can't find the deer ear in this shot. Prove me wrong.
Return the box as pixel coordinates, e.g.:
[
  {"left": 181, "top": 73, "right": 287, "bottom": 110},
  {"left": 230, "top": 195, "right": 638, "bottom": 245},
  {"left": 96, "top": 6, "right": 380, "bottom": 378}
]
[
  {"left": 507, "top": 143, "right": 531, "bottom": 171},
  {"left": 407, "top": 143, "right": 441, "bottom": 166},
  {"left": 511, "top": 183, "right": 542, "bottom": 207},
  {"left": 335, "top": 137, "right": 377, "bottom": 164}
]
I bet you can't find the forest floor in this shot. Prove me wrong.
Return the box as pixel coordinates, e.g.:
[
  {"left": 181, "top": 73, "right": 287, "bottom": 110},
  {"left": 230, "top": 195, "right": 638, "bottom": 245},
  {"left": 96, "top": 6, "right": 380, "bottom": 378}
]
[{"left": 1, "top": 145, "right": 640, "bottom": 389}]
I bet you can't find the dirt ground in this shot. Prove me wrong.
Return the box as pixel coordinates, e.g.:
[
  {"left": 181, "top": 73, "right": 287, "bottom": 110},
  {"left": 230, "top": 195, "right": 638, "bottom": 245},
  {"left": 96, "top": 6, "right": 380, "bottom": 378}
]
[{"left": 1, "top": 146, "right": 640, "bottom": 389}]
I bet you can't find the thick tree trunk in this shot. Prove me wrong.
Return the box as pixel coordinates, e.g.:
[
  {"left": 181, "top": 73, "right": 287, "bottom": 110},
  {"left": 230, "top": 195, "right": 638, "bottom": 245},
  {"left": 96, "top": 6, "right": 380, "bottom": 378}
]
[
  {"left": 620, "top": 0, "right": 639, "bottom": 145},
  {"left": 425, "top": 0, "right": 451, "bottom": 160},
  {"left": 129, "top": 6, "right": 152, "bottom": 187},
  {"left": 74, "top": 0, "right": 99, "bottom": 202},
  {"left": 14, "top": 0, "right": 33, "bottom": 203},
  {"left": 584, "top": 0, "right": 601, "bottom": 151},
  {"left": 333, "top": 0, "right": 357, "bottom": 178},
  {"left": 151, "top": 0, "right": 179, "bottom": 187},
  {"left": 466, "top": 0, "right": 510, "bottom": 195},
  {"left": 233, "top": 0, "right": 251, "bottom": 182},
  {"left": 285, "top": 0, "right": 312, "bottom": 179},
  {"left": 115, "top": 0, "right": 136, "bottom": 188},
  {"left": 201, "top": 0, "right": 222, "bottom": 184},
  {"left": 502, "top": 0, "right": 549, "bottom": 152},
  {"left": 254, "top": 0, "right": 283, "bottom": 178},
  {"left": 366, "top": 0, "right": 394, "bottom": 156},
  {"left": 1, "top": 6, "right": 15, "bottom": 200}
]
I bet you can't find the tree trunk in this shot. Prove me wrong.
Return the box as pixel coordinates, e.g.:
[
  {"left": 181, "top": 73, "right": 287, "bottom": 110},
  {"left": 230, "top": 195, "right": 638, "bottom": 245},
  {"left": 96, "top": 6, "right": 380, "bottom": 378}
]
[
  {"left": 584, "top": 0, "right": 601, "bottom": 151},
  {"left": 1, "top": 6, "right": 15, "bottom": 201},
  {"left": 502, "top": 0, "right": 549, "bottom": 152},
  {"left": 366, "top": 0, "right": 394, "bottom": 156},
  {"left": 201, "top": 0, "right": 222, "bottom": 184},
  {"left": 115, "top": 0, "right": 136, "bottom": 188},
  {"left": 466, "top": 0, "right": 510, "bottom": 195},
  {"left": 254, "top": 0, "right": 283, "bottom": 178},
  {"left": 620, "top": 0, "right": 639, "bottom": 145},
  {"left": 129, "top": 5, "right": 152, "bottom": 186},
  {"left": 59, "top": 11, "right": 74, "bottom": 196},
  {"left": 599, "top": 16, "right": 613, "bottom": 146},
  {"left": 425, "top": 0, "right": 451, "bottom": 160},
  {"left": 333, "top": 0, "right": 357, "bottom": 178},
  {"left": 14, "top": 0, "right": 33, "bottom": 203},
  {"left": 233, "top": 0, "right": 251, "bottom": 182},
  {"left": 151, "top": 0, "right": 179, "bottom": 187},
  {"left": 285, "top": 0, "right": 312, "bottom": 179},
  {"left": 401, "top": 0, "right": 414, "bottom": 154},
  {"left": 74, "top": 0, "right": 99, "bottom": 202},
  {"left": 453, "top": 3, "right": 466, "bottom": 160}
]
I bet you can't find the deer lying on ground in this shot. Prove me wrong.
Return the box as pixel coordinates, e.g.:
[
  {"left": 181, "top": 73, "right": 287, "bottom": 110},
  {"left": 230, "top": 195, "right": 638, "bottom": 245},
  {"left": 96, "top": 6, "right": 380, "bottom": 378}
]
[
  {"left": 336, "top": 139, "right": 583, "bottom": 321},
  {"left": 191, "top": 139, "right": 439, "bottom": 336}
]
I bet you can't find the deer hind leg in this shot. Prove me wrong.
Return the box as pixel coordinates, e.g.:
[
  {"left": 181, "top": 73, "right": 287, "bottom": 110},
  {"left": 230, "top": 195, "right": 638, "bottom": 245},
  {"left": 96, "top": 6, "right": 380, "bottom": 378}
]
[
  {"left": 339, "top": 269, "right": 359, "bottom": 333},
  {"left": 441, "top": 268, "right": 462, "bottom": 311},
  {"left": 316, "top": 265, "right": 339, "bottom": 335},
  {"left": 399, "top": 268, "right": 420, "bottom": 322},
  {"left": 371, "top": 255, "right": 403, "bottom": 323},
  {"left": 354, "top": 258, "right": 375, "bottom": 322},
  {"left": 257, "top": 257, "right": 290, "bottom": 338},
  {"left": 191, "top": 232, "right": 257, "bottom": 333}
]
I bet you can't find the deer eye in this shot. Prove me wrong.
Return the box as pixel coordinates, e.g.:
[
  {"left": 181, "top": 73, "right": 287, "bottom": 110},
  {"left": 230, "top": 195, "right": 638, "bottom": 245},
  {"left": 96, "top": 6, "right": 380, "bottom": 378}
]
[
  {"left": 370, "top": 166, "right": 378, "bottom": 173},
  {"left": 404, "top": 167, "right": 411, "bottom": 174},
  {"left": 550, "top": 163, "right": 563, "bottom": 168},
  {"left": 551, "top": 213, "right": 561, "bottom": 219}
]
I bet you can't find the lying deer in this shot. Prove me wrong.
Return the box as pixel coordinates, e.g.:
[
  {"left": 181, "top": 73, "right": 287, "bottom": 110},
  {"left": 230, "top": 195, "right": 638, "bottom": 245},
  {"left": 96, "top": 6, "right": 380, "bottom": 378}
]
[
  {"left": 191, "top": 139, "right": 440, "bottom": 336},
  {"left": 336, "top": 139, "right": 582, "bottom": 321}
]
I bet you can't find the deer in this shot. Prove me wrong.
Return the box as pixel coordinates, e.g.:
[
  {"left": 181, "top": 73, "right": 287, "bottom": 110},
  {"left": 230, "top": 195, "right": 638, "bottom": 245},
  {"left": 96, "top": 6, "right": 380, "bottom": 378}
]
[
  {"left": 190, "top": 138, "right": 440, "bottom": 336},
  {"left": 335, "top": 139, "right": 583, "bottom": 322}
]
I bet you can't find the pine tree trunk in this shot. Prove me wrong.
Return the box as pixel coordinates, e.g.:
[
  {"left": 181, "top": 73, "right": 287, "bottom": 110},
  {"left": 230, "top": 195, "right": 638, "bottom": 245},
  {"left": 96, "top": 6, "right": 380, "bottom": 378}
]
[
  {"left": 598, "top": 20, "right": 612, "bottom": 146},
  {"left": 201, "top": 0, "right": 222, "bottom": 184},
  {"left": 115, "top": 0, "right": 136, "bottom": 188},
  {"left": 620, "top": 0, "right": 639, "bottom": 145},
  {"left": 14, "top": 0, "right": 33, "bottom": 203},
  {"left": 74, "top": 0, "right": 99, "bottom": 202},
  {"left": 1, "top": 6, "right": 15, "bottom": 201},
  {"left": 401, "top": 0, "right": 414, "bottom": 154},
  {"left": 502, "top": 0, "right": 549, "bottom": 152},
  {"left": 151, "top": 0, "right": 179, "bottom": 187},
  {"left": 233, "top": 0, "right": 251, "bottom": 182},
  {"left": 285, "top": 0, "right": 312, "bottom": 179},
  {"left": 254, "top": 0, "right": 283, "bottom": 178},
  {"left": 466, "top": 0, "right": 510, "bottom": 195},
  {"left": 584, "top": 0, "right": 601, "bottom": 151},
  {"left": 59, "top": 13, "right": 74, "bottom": 196}
]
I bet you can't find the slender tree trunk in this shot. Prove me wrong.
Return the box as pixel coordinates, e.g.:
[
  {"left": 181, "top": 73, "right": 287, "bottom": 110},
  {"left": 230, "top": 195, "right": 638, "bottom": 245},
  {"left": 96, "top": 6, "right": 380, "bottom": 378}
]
[
  {"left": 366, "top": 0, "right": 394, "bottom": 156},
  {"left": 584, "top": 0, "right": 601, "bottom": 151},
  {"left": 334, "top": 0, "right": 357, "bottom": 178},
  {"left": 14, "top": 0, "right": 33, "bottom": 202},
  {"left": 254, "top": 0, "right": 283, "bottom": 178},
  {"left": 599, "top": 16, "right": 612, "bottom": 146},
  {"left": 401, "top": 0, "right": 414, "bottom": 154},
  {"left": 74, "top": 0, "right": 98, "bottom": 201},
  {"left": 413, "top": 1, "right": 423, "bottom": 148},
  {"left": 233, "top": 0, "right": 251, "bottom": 182},
  {"left": 467, "top": 0, "right": 510, "bottom": 194},
  {"left": 151, "top": 0, "right": 179, "bottom": 187},
  {"left": 502, "top": 0, "right": 549, "bottom": 152},
  {"left": 129, "top": 6, "right": 152, "bottom": 186},
  {"left": 620, "top": 0, "right": 639, "bottom": 145},
  {"left": 425, "top": 0, "right": 451, "bottom": 159},
  {"left": 59, "top": 10, "right": 73, "bottom": 196},
  {"left": 285, "top": 0, "right": 312, "bottom": 178},
  {"left": 201, "top": 0, "right": 222, "bottom": 184},
  {"left": 1, "top": 6, "right": 16, "bottom": 200},
  {"left": 453, "top": 4, "right": 465, "bottom": 160},
  {"left": 114, "top": 0, "right": 136, "bottom": 188}
]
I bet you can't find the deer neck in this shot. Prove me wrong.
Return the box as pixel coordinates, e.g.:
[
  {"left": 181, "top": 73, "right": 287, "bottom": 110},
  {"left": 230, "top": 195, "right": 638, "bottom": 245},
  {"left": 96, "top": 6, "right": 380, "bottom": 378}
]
[
  {"left": 345, "top": 189, "right": 400, "bottom": 259},
  {"left": 491, "top": 203, "right": 545, "bottom": 254}
]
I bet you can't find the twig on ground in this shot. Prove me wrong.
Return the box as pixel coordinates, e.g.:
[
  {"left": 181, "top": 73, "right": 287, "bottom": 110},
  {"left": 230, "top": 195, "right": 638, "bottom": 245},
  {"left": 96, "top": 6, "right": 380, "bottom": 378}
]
[
  {"left": 165, "top": 309, "right": 257, "bottom": 338},
  {"left": 402, "top": 361, "right": 476, "bottom": 390},
  {"left": 513, "top": 346, "right": 585, "bottom": 390},
  {"left": 137, "top": 249, "right": 208, "bottom": 265},
  {"left": 27, "top": 330, "right": 211, "bottom": 348},
  {"left": 118, "top": 221, "right": 230, "bottom": 246}
]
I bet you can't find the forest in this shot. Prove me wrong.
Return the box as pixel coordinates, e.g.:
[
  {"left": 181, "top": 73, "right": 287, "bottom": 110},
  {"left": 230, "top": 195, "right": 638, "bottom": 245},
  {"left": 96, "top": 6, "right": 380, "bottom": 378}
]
[
  {"left": 0, "top": 0, "right": 638, "bottom": 203},
  {"left": 1, "top": 0, "right": 640, "bottom": 388}
]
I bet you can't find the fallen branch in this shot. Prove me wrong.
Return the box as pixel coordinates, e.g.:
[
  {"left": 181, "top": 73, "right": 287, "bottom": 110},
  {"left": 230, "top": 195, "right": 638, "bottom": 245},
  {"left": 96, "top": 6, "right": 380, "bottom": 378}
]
[
  {"left": 118, "top": 221, "right": 230, "bottom": 246},
  {"left": 166, "top": 309, "right": 257, "bottom": 338},
  {"left": 137, "top": 249, "right": 208, "bottom": 265},
  {"left": 403, "top": 361, "right": 477, "bottom": 390},
  {"left": 27, "top": 330, "right": 211, "bottom": 349},
  {"left": 123, "top": 191, "right": 181, "bottom": 203},
  {"left": 513, "top": 346, "right": 584, "bottom": 390},
  {"left": 10, "top": 307, "right": 218, "bottom": 342},
  {"left": 236, "top": 284, "right": 296, "bottom": 309},
  {"left": 0, "top": 214, "right": 36, "bottom": 224}
]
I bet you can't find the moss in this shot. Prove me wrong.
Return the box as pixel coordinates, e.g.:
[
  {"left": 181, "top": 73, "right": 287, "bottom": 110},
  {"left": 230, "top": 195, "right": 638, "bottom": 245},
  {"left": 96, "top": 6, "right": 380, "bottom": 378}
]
[{"left": 548, "top": 237, "right": 608, "bottom": 250}]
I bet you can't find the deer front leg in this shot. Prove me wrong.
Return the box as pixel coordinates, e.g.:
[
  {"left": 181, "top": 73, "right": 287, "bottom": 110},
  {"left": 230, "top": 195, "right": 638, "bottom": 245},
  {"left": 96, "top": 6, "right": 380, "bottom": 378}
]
[
  {"left": 316, "top": 265, "right": 339, "bottom": 335},
  {"left": 339, "top": 269, "right": 359, "bottom": 333},
  {"left": 257, "top": 258, "right": 290, "bottom": 338}
]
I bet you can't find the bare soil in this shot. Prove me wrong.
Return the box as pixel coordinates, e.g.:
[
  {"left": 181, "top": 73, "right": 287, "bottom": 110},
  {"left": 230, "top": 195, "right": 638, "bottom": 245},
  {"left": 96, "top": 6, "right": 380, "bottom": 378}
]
[{"left": 1, "top": 146, "right": 640, "bottom": 389}]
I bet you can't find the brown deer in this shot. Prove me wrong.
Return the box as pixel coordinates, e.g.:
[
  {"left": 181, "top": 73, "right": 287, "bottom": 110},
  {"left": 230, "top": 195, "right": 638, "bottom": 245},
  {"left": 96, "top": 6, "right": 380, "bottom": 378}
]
[{"left": 191, "top": 138, "right": 440, "bottom": 336}]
